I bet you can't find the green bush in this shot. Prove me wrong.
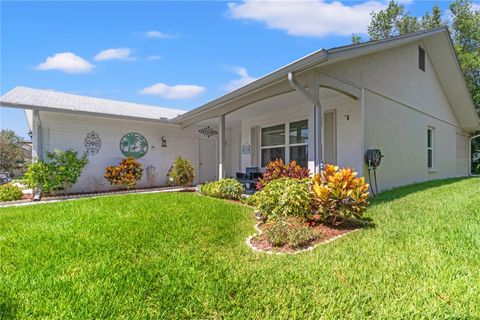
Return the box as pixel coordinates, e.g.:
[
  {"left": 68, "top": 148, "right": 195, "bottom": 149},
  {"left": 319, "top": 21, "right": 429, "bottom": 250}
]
[
  {"left": 47, "top": 149, "right": 88, "bottom": 192},
  {"left": 0, "top": 183, "right": 23, "bottom": 202},
  {"left": 287, "top": 225, "right": 319, "bottom": 248},
  {"left": 264, "top": 219, "right": 289, "bottom": 246},
  {"left": 168, "top": 156, "right": 195, "bottom": 187},
  {"left": 264, "top": 218, "right": 320, "bottom": 248},
  {"left": 24, "top": 149, "right": 88, "bottom": 194},
  {"left": 200, "top": 178, "right": 245, "bottom": 200},
  {"left": 253, "top": 178, "right": 314, "bottom": 220},
  {"left": 24, "top": 161, "right": 57, "bottom": 193}
]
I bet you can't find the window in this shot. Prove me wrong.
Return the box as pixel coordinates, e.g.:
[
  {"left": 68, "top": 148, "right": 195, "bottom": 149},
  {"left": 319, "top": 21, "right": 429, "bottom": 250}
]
[
  {"left": 427, "top": 127, "right": 435, "bottom": 170},
  {"left": 289, "top": 120, "right": 308, "bottom": 168},
  {"left": 419, "top": 46, "right": 426, "bottom": 72},
  {"left": 261, "top": 124, "right": 285, "bottom": 167},
  {"left": 260, "top": 120, "right": 308, "bottom": 168}
]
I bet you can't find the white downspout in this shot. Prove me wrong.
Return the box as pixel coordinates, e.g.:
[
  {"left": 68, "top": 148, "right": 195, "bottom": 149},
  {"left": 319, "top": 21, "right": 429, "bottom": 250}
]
[
  {"left": 288, "top": 72, "right": 323, "bottom": 174},
  {"left": 469, "top": 134, "right": 480, "bottom": 176}
]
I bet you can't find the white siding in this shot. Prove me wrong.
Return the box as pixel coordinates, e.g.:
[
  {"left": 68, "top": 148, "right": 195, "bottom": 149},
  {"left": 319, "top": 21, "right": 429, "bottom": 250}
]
[{"left": 39, "top": 111, "right": 201, "bottom": 192}]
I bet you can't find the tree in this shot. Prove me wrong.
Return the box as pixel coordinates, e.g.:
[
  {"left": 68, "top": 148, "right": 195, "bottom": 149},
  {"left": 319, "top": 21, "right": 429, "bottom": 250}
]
[
  {"left": 367, "top": 1, "right": 421, "bottom": 40},
  {"left": 450, "top": 0, "right": 480, "bottom": 114},
  {"left": 421, "top": 4, "right": 443, "bottom": 29},
  {"left": 0, "top": 130, "right": 28, "bottom": 175},
  {"left": 351, "top": 33, "right": 362, "bottom": 44}
]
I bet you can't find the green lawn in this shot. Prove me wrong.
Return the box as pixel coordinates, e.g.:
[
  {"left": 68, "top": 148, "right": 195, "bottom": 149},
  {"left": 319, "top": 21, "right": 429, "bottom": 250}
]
[{"left": 1, "top": 178, "right": 479, "bottom": 319}]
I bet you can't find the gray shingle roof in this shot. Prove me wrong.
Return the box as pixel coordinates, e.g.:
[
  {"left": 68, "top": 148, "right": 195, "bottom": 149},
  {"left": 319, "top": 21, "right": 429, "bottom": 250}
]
[{"left": 0, "top": 86, "right": 186, "bottom": 121}]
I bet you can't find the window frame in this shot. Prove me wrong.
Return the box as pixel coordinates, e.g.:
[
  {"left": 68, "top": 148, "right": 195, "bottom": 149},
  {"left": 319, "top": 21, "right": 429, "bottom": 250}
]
[
  {"left": 259, "top": 118, "right": 308, "bottom": 168},
  {"left": 427, "top": 126, "right": 435, "bottom": 171}
]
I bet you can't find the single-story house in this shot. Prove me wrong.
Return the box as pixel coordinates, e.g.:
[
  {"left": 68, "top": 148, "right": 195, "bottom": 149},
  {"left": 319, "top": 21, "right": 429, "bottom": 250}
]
[{"left": 1, "top": 27, "right": 479, "bottom": 193}]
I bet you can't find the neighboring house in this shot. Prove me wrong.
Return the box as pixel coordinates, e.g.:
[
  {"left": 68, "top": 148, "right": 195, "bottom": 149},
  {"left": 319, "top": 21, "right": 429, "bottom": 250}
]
[{"left": 1, "top": 27, "right": 479, "bottom": 193}]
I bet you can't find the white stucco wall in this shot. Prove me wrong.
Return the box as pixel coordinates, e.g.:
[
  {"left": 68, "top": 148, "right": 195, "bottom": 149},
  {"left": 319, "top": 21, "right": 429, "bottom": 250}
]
[
  {"left": 37, "top": 111, "right": 203, "bottom": 193},
  {"left": 321, "top": 40, "right": 470, "bottom": 191}
]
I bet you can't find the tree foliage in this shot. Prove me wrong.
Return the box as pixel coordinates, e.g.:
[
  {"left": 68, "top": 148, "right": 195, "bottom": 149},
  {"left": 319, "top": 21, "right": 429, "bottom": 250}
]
[
  {"left": 0, "top": 130, "right": 29, "bottom": 174},
  {"left": 367, "top": 0, "right": 480, "bottom": 114}
]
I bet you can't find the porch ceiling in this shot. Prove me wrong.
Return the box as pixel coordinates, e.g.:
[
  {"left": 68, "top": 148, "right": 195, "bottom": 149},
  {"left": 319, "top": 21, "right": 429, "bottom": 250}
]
[{"left": 194, "top": 88, "right": 347, "bottom": 129}]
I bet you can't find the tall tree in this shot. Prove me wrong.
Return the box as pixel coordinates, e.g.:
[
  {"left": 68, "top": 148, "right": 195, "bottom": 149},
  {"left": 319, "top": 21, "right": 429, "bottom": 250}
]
[
  {"left": 421, "top": 4, "right": 443, "bottom": 29},
  {"left": 450, "top": 0, "right": 480, "bottom": 113},
  {"left": 368, "top": 1, "right": 405, "bottom": 40},
  {"left": 0, "top": 130, "right": 29, "bottom": 175}
]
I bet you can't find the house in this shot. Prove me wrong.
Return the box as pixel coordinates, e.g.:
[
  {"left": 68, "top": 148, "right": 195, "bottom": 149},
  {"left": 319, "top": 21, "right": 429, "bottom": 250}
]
[{"left": 1, "top": 27, "right": 479, "bottom": 193}]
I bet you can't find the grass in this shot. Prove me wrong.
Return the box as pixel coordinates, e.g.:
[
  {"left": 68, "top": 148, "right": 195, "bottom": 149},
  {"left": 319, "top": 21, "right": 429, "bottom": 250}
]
[{"left": 1, "top": 178, "right": 479, "bottom": 319}]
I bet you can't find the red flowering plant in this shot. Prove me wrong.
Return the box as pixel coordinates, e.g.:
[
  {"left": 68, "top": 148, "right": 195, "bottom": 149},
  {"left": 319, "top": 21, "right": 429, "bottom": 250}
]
[
  {"left": 104, "top": 157, "right": 143, "bottom": 189},
  {"left": 257, "top": 159, "right": 310, "bottom": 190}
]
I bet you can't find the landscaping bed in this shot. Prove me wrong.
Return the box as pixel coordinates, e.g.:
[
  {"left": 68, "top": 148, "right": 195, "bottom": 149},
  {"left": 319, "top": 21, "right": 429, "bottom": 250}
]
[{"left": 249, "top": 219, "right": 364, "bottom": 254}]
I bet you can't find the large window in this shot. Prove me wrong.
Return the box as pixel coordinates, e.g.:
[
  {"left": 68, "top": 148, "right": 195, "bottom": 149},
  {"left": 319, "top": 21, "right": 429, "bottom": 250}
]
[
  {"left": 261, "top": 120, "right": 308, "bottom": 168},
  {"left": 427, "top": 127, "right": 435, "bottom": 170}
]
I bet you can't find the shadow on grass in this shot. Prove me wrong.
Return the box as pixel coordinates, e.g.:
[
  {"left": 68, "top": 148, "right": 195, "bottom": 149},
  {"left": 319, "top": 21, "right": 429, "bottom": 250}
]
[{"left": 369, "top": 177, "right": 472, "bottom": 207}]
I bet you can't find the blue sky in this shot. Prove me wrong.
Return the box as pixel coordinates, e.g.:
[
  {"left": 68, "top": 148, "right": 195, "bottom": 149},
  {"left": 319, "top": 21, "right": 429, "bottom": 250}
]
[{"left": 1, "top": 0, "right": 474, "bottom": 139}]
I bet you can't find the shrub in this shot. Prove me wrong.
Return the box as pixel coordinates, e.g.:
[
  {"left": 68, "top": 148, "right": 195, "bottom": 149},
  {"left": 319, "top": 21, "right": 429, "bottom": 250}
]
[
  {"left": 0, "top": 183, "right": 23, "bottom": 202},
  {"left": 264, "top": 218, "right": 320, "bottom": 248},
  {"left": 240, "top": 195, "right": 256, "bottom": 207},
  {"left": 264, "top": 219, "right": 289, "bottom": 246},
  {"left": 145, "top": 165, "right": 157, "bottom": 187},
  {"left": 104, "top": 158, "right": 143, "bottom": 189},
  {"left": 253, "top": 178, "right": 314, "bottom": 220},
  {"left": 46, "top": 149, "right": 88, "bottom": 193},
  {"left": 24, "top": 160, "right": 57, "bottom": 193},
  {"left": 200, "top": 178, "right": 245, "bottom": 200},
  {"left": 168, "top": 156, "right": 195, "bottom": 187},
  {"left": 312, "top": 164, "right": 369, "bottom": 224},
  {"left": 287, "top": 225, "right": 319, "bottom": 248},
  {"left": 257, "top": 159, "right": 310, "bottom": 190},
  {"left": 24, "top": 149, "right": 88, "bottom": 194}
]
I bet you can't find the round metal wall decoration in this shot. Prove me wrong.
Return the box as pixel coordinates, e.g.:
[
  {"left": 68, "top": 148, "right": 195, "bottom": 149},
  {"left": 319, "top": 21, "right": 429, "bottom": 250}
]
[
  {"left": 198, "top": 126, "right": 218, "bottom": 138},
  {"left": 84, "top": 131, "right": 102, "bottom": 156},
  {"left": 241, "top": 143, "right": 251, "bottom": 155},
  {"left": 120, "top": 132, "right": 148, "bottom": 159}
]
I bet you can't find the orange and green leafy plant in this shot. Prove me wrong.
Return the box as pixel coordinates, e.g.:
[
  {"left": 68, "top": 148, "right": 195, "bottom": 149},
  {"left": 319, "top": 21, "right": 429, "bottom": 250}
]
[
  {"left": 104, "top": 157, "right": 143, "bottom": 189},
  {"left": 257, "top": 159, "right": 310, "bottom": 190},
  {"left": 312, "top": 164, "right": 369, "bottom": 225}
]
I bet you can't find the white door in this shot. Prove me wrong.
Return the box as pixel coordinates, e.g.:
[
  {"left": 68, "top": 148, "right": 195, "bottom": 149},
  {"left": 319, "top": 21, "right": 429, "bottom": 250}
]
[{"left": 199, "top": 138, "right": 217, "bottom": 183}]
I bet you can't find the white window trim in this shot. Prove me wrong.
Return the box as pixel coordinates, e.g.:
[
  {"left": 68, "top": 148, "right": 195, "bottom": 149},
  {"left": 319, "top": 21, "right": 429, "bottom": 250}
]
[
  {"left": 427, "top": 126, "right": 435, "bottom": 171},
  {"left": 259, "top": 119, "right": 308, "bottom": 168}
]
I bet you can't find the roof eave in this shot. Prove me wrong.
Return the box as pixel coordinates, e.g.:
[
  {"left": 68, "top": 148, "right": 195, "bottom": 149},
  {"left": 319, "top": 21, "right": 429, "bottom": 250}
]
[{"left": 0, "top": 101, "right": 175, "bottom": 125}]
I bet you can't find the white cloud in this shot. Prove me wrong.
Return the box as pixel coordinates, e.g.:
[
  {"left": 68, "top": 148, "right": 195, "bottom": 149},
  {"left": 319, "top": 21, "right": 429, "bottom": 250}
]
[
  {"left": 147, "top": 55, "right": 162, "bottom": 61},
  {"left": 227, "top": 0, "right": 387, "bottom": 37},
  {"left": 223, "top": 67, "right": 258, "bottom": 91},
  {"left": 472, "top": 3, "right": 480, "bottom": 11},
  {"left": 139, "top": 83, "right": 206, "bottom": 99},
  {"left": 36, "top": 52, "right": 94, "bottom": 74},
  {"left": 143, "top": 30, "right": 176, "bottom": 39},
  {"left": 94, "top": 48, "right": 136, "bottom": 61}
]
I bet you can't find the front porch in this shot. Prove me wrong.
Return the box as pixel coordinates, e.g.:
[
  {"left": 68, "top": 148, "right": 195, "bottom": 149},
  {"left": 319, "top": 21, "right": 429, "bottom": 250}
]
[{"left": 188, "top": 71, "right": 365, "bottom": 184}]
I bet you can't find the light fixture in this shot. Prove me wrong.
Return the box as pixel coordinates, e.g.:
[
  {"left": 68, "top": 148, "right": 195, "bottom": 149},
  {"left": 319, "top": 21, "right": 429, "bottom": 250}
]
[
  {"left": 28, "top": 130, "right": 33, "bottom": 139},
  {"left": 161, "top": 136, "right": 167, "bottom": 148}
]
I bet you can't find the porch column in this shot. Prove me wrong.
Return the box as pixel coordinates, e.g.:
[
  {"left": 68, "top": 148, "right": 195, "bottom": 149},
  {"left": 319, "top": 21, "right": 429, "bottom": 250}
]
[
  {"left": 312, "top": 79, "right": 323, "bottom": 174},
  {"left": 32, "top": 110, "right": 43, "bottom": 161},
  {"left": 218, "top": 114, "right": 226, "bottom": 179}
]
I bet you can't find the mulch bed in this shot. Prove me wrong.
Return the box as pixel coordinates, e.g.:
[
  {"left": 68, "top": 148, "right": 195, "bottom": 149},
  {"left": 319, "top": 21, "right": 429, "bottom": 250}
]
[{"left": 249, "top": 220, "right": 365, "bottom": 254}]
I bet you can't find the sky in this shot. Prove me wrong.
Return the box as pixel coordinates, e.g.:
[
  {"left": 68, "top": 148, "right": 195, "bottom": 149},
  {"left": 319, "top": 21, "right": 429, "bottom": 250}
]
[{"left": 1, "top": 0, "right": 477, "bottom": 139}]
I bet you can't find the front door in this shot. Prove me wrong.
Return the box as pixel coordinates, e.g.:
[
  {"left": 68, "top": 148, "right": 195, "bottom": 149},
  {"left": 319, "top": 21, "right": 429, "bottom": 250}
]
[
  {"left": 199, "top": 138, "right": 217, "bottom": 183},
  {"left": 324, "top": 111, "right": 336, "bottom": 165}
]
